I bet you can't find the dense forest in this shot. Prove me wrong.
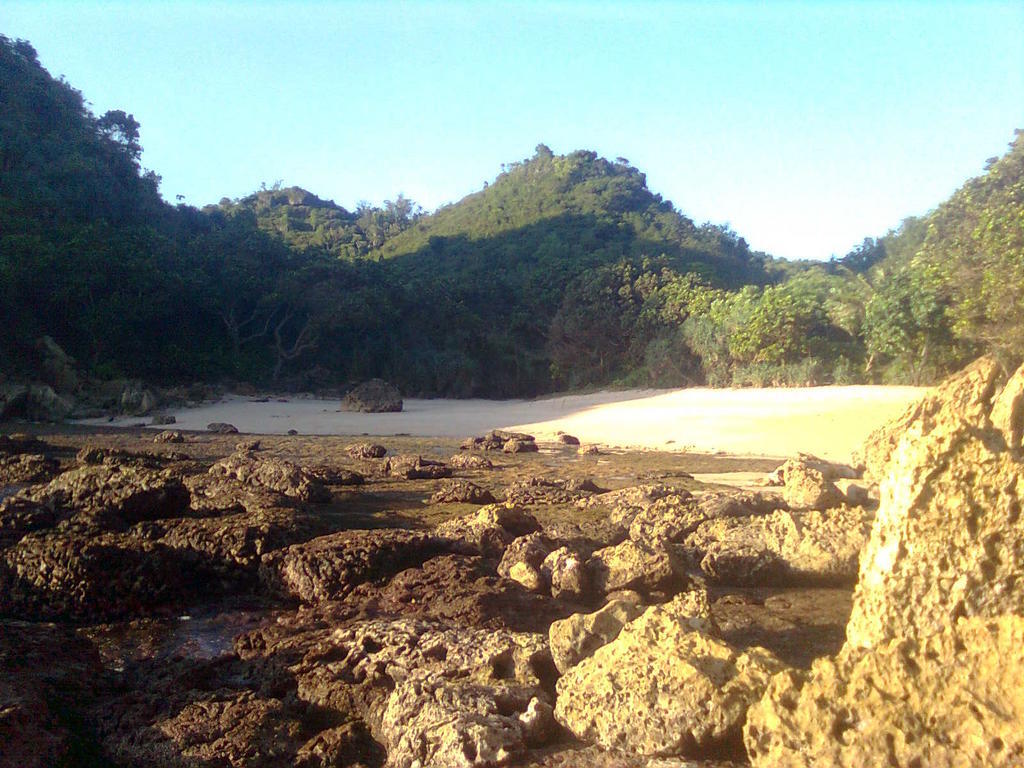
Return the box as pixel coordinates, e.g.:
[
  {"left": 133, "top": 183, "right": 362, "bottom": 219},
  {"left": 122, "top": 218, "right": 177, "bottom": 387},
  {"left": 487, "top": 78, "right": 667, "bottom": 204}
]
[{"left": 2, "top": 35, "right": 1022, "bottom": 400}]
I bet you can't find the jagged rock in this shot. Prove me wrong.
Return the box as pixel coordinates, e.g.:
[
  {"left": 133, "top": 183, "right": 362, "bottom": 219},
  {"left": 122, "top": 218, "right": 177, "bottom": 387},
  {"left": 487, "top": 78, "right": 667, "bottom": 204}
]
[
  {"left": 347, "top": 442, "right": 388, "bottom": 459},
  {"left": 0, "top": 453, "right": 60, "bottom": 485},
  {"left": 462, "top": 430, "right": 537, "bottom": 453},
  {"left": 557, "top": 433, "right": 580, "bottom": 446},
  {"left": 508, "top": 561, "right": 546, "bottom": 592},
  {"left": 577, "top": 445, "right": 601, "bottom": 455},
  {"left": 549, "top": 598, "right": 645, "bottom": 673},
  {"left": 207, "top": 422, "right": 239, "bottom": 434},
  {"left": 153, "top": 430, "right": 185, "bottom": 444},
  {"left": 0, "top": 531, "right": 192, "bottom": 620},
  {"left": 385, "top": 454, "right": 452, "bottom": 480},
  {"left": 24, "top": 463, "right": 191, "bottom": 529},
  {"left": 430, "top": 480, "right": 496, "bottom": 504},
  {"left": 209, "top": 452, "right": 330, "bottom": 503},
  {"left": 184, "top": 472, "right": 292, "bottom": 517},
  {"left": 102, "top": 688, "right": 350, "bottom": 768},
  {"left": 846, "top": 356, "right": 1024, "bottom": 650},
  {"left": 345, "top": 554, "right": 576, "bottom": 632},
  {"left": 541, "top": 547, "right": 590, "bottom": 601},
  {"left": 778, "top": 459, "right": 844, "bottom": 510},
  {"left": 36, "top": 335, "right": 79, "bottom": 394},
  {"left": 341, "top": 378, "right": 403, "bottom": 412},
  {"left": 626, "top": 493, "right": 706, "bottom": 548},
  {"left": 138, "top": 505, "right": 326, "bottom": 579},
  {"left": 381, "top": 678, "right": 543, "bottom": 768},
  {"left": 259, "top": 529, "right": 458, "bottom": 603},
  {"left": 555, "top": 595, "right": 785, "bottom": 757},
  {"left": 505, "top": 477, "right": 604, "bottom": 506},
  {"left": 435, "top": 503, "right": 540, "bottom": 557},
  {"left": 497, "top": 533, "right": 551, "bottom": 578},
  {"left": 0, "top": 496, "right": 60, "bottom": 548},
  {"left": 449, "top": 453, "right": 494, "bottom": 470},
  {"left": 745, "top": 616, "right": 1024, "bottom": 768},
  {"left": 685, "top": 506, "right": 872, "bottom": 586},
  {"left": 273, "top": 617, "right": 554, "bottom": 767},
  {"left": 307, "top": 465, "right": 365, "bottom": 486},
  {"left": 504, "top": 438, "right": 539, "bottom": 454},
  {"left": 587, "top": 539, "right": 685, "bottom": 596},
  {"left": 18, "top": 385, "right": 73, "bottom": 422},
  {"left": 150, "top": 414, "right": 176, "bottom": 425},
  {"left": 120, "top": 382, "right": 159, "bottom": 416},
  {"left": 764, "top": 453, "right": 859, "bottom": 486},
  {"left": 576, "top": 484, "right": 678, "bottom": 530},
  {"left": 854, "top": 355, "right": 999, "bottom": 482}
]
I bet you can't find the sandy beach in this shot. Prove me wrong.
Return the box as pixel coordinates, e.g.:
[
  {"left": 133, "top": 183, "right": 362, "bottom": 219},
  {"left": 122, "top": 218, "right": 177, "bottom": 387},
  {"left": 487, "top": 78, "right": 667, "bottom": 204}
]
[{"left": 81, "top": 385, "right": 925, "bottom": 463}]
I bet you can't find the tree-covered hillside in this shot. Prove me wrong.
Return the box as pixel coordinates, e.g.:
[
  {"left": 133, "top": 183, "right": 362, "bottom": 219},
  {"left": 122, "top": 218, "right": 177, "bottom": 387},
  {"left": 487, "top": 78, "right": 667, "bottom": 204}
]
[{"left": 1, "top": 34, "right": 1021, "bottom": 400}]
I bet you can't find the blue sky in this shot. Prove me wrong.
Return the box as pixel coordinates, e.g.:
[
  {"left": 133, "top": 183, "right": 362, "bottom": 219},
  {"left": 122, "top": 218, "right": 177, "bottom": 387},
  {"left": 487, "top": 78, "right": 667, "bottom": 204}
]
[{"left": 3, "top": 1, "right": 1022, "bottom": 260}]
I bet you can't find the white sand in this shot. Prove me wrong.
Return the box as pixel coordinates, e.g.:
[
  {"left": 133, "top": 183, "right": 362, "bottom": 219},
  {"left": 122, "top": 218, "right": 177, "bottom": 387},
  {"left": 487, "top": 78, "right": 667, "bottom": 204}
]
[{"left": 81, "top": 385, "right": 925, "bottom": 463}]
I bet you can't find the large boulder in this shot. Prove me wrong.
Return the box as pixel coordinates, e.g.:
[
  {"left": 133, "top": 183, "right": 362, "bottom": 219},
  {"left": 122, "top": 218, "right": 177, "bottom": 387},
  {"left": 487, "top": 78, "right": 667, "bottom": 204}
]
[
  {"left": 776, "top": 459, "right": 845, "bottom": 510},
  {"left": 548, "top": 597, "right": 645, "bottom": 673},
  {"left": 259, "top": 529, "right": 458, "bottom": 603},
  {"left": 684, "top": 506, "right": 872, "bottom": 586},
  {"left": 23, "top": 463, "right": 191, "bottom": 529},
  {"left": 846, "top": 356, "right": 1024, "bottom": 649},
  {"left": 435, "top": 503, "right": 540, "bottom": 558},
  {"left": 35, "top": 335, "right": 79, "bottom": 394},
  {"left": 554, "top": 594, "right": 785, "bottom": 758},
  {"left": 0, "top": 531, "right": 192, "bottom": 620},
  {"left": 263, "top": 617, "right": 556, "bottom": 767},
  {"left": 209, "top": 451, "right": 330, "bottom": 503},
  {"left": 745, "top": 616, "right": 1024, "bottom": 768},
  {"left": 586, "top": 539, "right": 685, "bottom": 597},
  {"left": 341, "top": 378, "right": 403, "bottom": 413},
  {"left": 854, "top": 355, "right": 1003, "bottom": 482}
]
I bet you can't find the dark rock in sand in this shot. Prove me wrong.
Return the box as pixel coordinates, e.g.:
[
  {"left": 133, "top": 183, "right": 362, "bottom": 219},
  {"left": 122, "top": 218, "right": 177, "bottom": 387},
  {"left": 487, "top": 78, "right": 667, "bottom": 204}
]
[
  {"left": 557, "top": 433, "right": 581, "bottom": 446},
  {"left": 504, "top": 437, "right": 540, "bottom": 454},
  {"left": 207, "top": 422, "right": 239, "bottom": 434},
  {"left": 150, "top": 414, "right": 176, "bottom": 425},
  {"left": 340, "top": 378, "right": 403, "bottom": 413},
  {"left": 346, "top": 441, "right": 388, "bottom": 459},
  {"left": 448, "top": 452, "right": 494, "bottom": 470},
  {"left": 152, "top": 429, "right": 185, "bottom": 444},
  {"left": 384, "top": 454, "right": 452, "bottom": 480},
  {"left": 307, "top": 465, "right": 365, "bottom": 486}
]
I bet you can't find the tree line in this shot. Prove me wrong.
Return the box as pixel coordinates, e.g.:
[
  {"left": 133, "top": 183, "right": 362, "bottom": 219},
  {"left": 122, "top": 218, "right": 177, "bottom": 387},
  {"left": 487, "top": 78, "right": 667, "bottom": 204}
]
[{"left": 2, "top": 35, "right": 1021, "bottom": 397}]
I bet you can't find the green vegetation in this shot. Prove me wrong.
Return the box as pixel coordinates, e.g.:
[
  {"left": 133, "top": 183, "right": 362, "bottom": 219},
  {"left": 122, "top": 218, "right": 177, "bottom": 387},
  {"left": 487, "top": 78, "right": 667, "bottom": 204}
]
[{"left": 2, "top": 35, "right": 1021, "bottom": 398}]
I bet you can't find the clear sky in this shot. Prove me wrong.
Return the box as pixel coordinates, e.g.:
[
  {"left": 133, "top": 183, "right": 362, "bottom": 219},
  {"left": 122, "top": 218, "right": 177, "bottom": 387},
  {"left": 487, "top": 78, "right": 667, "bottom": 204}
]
[{"left": 3, "top": 1, "right": 1023, "bottom": 260}]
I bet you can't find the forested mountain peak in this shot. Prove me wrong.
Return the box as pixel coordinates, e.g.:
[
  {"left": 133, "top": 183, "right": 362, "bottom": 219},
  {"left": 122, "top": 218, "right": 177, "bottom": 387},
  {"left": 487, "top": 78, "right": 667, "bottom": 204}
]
[{"left": 373, "top": 144, "right": 704, "bottom": 261}]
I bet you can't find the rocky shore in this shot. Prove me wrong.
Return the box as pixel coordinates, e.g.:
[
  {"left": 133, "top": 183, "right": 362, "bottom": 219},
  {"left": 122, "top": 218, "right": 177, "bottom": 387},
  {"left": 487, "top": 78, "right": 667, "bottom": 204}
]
[{"left": 1, "top": 356, "right": 1021, "bottom": 766}]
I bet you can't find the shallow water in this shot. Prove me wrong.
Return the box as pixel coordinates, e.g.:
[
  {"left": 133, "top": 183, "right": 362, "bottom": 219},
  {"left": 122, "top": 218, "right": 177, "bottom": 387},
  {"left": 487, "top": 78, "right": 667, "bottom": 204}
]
[
  {"left": 0, "top": 484, "right": 24, "bottom": 501},
  {"left": 82, "top": 603, "right": 271, "bottom": 671}
]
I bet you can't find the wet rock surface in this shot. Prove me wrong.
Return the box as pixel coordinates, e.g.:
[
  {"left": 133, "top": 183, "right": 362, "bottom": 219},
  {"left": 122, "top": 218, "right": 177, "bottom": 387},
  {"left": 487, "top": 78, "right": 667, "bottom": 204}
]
[{"left": 0, "top": 423, "right": 876, "bottom": 766}]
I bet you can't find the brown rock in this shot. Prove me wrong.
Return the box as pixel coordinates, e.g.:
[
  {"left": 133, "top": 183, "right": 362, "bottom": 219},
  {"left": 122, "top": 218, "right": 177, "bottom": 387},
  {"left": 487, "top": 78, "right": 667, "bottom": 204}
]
[
  {"left": 430, "top": 480, "right": 497, "bottom": 504},
  {"left": 340, "top": 379, "right": 403, "bottom": 413}
]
